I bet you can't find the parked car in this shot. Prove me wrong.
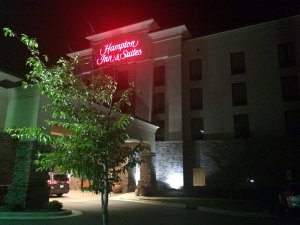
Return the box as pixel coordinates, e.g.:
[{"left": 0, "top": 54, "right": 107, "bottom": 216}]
[
  {"left": 279, "top": 182, "right": 300, "bottom": 213},
  {"left": 48, "top": 172, "right": 70, "bottom": 197}
]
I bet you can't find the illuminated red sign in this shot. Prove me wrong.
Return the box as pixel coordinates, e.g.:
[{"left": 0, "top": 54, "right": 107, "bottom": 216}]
[{"left": 96, "top": 40, "right": 142, "bottom": 65}]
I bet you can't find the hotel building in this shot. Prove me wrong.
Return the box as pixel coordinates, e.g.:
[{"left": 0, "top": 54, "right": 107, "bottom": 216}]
[{"left": 1, "top": 15, "right": 300, "bottom": 193}]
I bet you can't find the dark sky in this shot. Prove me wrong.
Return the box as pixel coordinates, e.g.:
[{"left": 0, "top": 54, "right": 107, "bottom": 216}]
[{"left": 1, "top": 0, "right": 300, "bottom": 77}]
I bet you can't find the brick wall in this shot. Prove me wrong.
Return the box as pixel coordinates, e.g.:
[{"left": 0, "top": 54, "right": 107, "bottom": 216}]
[
  {"left": 5, "top": 141, "right": 49, "bottom": 209},
  {"left": 155, "top": 141, "right": 184, "bottom": 189},
  {"left": 155, "top": 141, "right": 217, "bottom": 190},
  {"left": 0, "top": 133, "right": 17, "bottom": 185},
  {"left": 0, "top": 133, "right": 16, "bottom": 205}
]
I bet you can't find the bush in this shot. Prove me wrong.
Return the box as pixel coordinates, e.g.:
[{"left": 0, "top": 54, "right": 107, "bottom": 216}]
[
  {"left": 44, "top": 200, "right": 63, "bottom": 211},
  {"left": 5, "top": 202, "right": 24, "bottom": 211},
  {"left": 4, "top": 195, "right": 25, "bottom": 211}
]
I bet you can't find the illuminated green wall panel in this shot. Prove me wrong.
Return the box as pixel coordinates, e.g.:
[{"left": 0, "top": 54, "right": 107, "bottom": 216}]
[{"left": 4, "top": 87, "right": 40, "bottom": 128}]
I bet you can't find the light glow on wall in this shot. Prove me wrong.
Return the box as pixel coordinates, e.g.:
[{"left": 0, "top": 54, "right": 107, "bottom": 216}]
[
  {"left": 165, "top": 173, "right": 183, "bottom": 189},
  {"left": 96, "top": 40, "right": 142, "bottom": 65},
  {"left": 134, "top": 164, "right": 140, "bottom": 185}
]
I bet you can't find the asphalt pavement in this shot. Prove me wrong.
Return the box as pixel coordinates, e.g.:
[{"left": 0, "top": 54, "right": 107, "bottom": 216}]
[{"left": 1, "top": 190, "right": 300, "bottom": 225}]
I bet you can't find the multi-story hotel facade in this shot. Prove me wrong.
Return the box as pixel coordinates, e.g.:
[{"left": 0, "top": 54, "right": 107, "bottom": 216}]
[{"left": 1, "top": 15, "right": 300, "bottom": 193}]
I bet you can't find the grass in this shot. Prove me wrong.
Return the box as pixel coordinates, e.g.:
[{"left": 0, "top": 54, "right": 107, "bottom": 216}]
[{"left": 150, "top": 198, "right": 268, "bottom": 212}]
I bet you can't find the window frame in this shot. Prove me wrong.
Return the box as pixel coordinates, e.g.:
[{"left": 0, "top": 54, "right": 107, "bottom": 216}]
[
  {"left": 152, "top": 92, "right": 165, "bottom": 113},
  {"left": 278, "top": 43, "right": 296, "bottom": 68},
  {"left": 190, "top": 88, "right": 203, "bottom": 110},
  {"left": 189, "top": 59, "right": 202, "bottom": 81},
  {"left": 153, "top": 66, "right": 165, "bottom": 86},
  {"left": 230, "top": 51, "right": 246, "bottom": 75},
  {"left": 233, "top": 114, "right": 250, "bottom": 138},
  {"left": 232, "top": 82, "right": 248, "bottom": 106}
]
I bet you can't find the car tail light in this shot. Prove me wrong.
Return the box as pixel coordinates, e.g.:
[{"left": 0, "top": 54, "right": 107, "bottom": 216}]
[{"left": 47, "top": 180, "right": 58, "bottom": 185}]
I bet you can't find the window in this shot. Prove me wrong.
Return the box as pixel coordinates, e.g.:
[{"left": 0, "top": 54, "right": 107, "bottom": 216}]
[
  {"left": 190, "top": 59, "right": 202, "bottom": 81},
  {"left": 152, "top": 93, "right": 165, "bottom": 113},
  {"left": 234, "top": 114, "right": 249, "bottom": 138},
  {"left": 191, "top": 118, "right": 204, "bottom": 140},
  {"left": 232, "top": 82, "right": 247, "bottom": 106},
  {"left": 116, "top": 71, "right": 129, "bottom": 91},
  {"left": 231, "top": 52, "right": 245, "bottom": 75},
  {"left": 278, "top": 43, "right": 296, "bottom": 68},
  {"left": 153, "top": 66, "right": 165, "bottom": 86},
  {"left": 190, "top": 88, "right": 203, "bottom": 110},
  {"left": 153, "top": 120, "right": 165, "bottom": 141},
  {"left": 281, "top": 76, "right": 299, "bottom": 101},
  {"left": 285, "top": 110, "right": 300, "bottom": 136}
]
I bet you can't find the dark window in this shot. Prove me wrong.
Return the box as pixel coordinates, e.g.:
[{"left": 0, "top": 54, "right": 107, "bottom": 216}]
[
  {"left": 153, "top": 93, "right": 165, "bottom": 113},
  {"left": 234, "top": 114, "right": 249, "bottom": 138},
  {"left": 191, "top": 118, "right": 204, "bottom": 140},
  {"left": 190, "top": 59, "right": 202, "bottom": 81},
  {"left": 232, "top": 82, "right": 247, "bottom": 106},
  {"left": 278, "top": 43, "right": 296, "bottom": 68},
  {"left": 231, "top": 52, "right": 246, "bottom": 75},
  {"left": 116, "top": 71, "right": 129, "bottom": 91},
  {"left": 285, "top": 110, "right": 300, "bottom": 136},
  {"left": 153, "top": 66, "right": 165, "bottom": 86},
  {"left": 153, "top": 120, "right": 165, "bottom": 141},
  {"left": 190, "top": 88, "right": 203, "bottom": 110},
  {"left": 281, "top": 76, "right": 299, "bottom": 101},
  {"left": 53, "top": 174, "right": 68, "bottom": 181}
]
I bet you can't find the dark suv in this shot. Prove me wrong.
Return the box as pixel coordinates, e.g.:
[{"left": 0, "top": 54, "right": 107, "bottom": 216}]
[{"left": 48, "top": 172, "right": 70, "bottom": 197}]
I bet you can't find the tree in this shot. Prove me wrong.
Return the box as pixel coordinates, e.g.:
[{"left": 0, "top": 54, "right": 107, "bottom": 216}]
[{"left": 3, "top": 28, "right": 145, "bottom": 225}]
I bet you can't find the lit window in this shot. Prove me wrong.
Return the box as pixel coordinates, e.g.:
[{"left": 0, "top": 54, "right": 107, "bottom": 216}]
[
  {"left": 234, "top": 114, "right": 249, "bottom": 138},
  {"left": 152, "top": 93, "right": 165, "bottom": 113},
  {"left": 153, "top": 66, "right": 165, "bottom": 86},
  {"left": 191, "top": 117, "right": 204, "bottom": 140},
  {"left": 285, "top": 110, "right": 300, "bottom": 136},
  {"left": 278, "top": 43, "right": 296, "bottom": 68},
  {"left": 231, "top": 52, "right": 245, "bottom": 75},
  {"left": 190, "top": 59, "right": 202, "bottom": 81},
  {"left": 232, "top": 82, "right": 247, "bottom": 106},
  {"left": 190, "top": 88, "right": 203, "bottom": 110},
  {"left": 281, "top": 76, "right": 299, "bottom": 101}
]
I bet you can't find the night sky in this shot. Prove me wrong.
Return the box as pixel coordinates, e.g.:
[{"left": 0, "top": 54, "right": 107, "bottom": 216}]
[{"left": 1, "top": 0, "right": 300, "bottom": 77}]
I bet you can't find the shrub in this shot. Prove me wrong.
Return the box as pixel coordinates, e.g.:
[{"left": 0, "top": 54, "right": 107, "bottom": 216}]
[
  {"left": 4, "top": 195, "right": 25, "bottom": 211},
  {"left": 44, "top": 200, "right": 63, "bottom": 211}
]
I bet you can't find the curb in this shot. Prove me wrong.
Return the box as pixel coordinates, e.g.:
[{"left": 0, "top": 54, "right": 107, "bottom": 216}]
[
  {"left": 197, "top": 206, "right": 276, "bottom": 218},
  {"left": 0, "top": 210, "right": 82, "bottom": 220},
  {"left": 111, "top": 196, "right": 275, "bottom": 218},
  {"left": 115, "top": 197, "right": 187, "bottom": 209}
]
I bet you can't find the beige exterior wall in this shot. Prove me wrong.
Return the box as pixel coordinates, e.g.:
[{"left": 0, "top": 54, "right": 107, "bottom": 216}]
[{"left": 182, "top": 15, "right": 300, "bottom": 139}]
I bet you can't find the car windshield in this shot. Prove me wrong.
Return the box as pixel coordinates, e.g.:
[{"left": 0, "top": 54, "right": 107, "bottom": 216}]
[{"left": 53, "top": 174, "right": 68, "bottom": 181}]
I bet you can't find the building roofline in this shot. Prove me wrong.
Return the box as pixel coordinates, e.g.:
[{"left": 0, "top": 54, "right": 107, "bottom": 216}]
[
  {"left": 0, "top": 69, "right": 22, "bottom": 82},
  {"left": 187, "top": 14, "right": 300, "bottom": 42},
  {"left": 149, "top": 25, "right": 191, "bottom": 41},
  {"left": 67, "top": 48, "right": 92, "bottom": 58},
  {"left": 86, "top": 19, "right": 160, "bottom": 42}
]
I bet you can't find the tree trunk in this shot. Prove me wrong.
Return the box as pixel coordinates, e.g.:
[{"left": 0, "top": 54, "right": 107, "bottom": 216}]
[{"left": 101, "top": 160, "right": 109, "bottom": 225}]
